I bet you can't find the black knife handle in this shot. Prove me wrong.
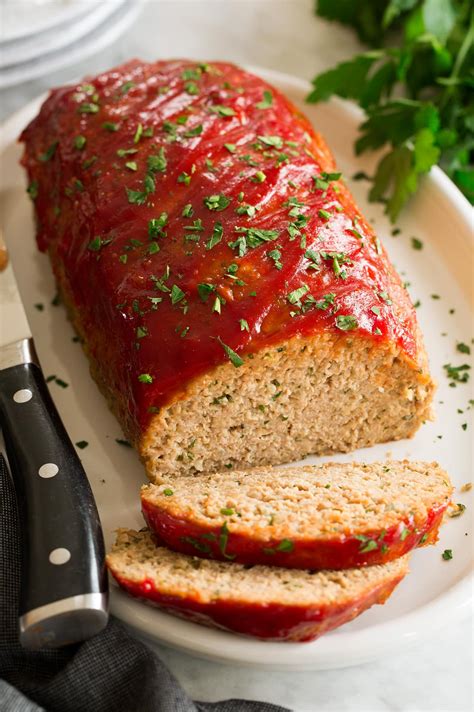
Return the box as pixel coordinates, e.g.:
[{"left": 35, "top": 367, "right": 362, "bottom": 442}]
[{"left": 0, "top": 339, "right": 108, "bottom": 649}]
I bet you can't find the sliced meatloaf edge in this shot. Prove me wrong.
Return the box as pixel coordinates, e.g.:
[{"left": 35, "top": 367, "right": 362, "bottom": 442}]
[
  {"left": 141, "top": 460, "right": 452, "bottom": 569},
  {"left": 106, "top": 528, "right": 410, "bottom": 642}
]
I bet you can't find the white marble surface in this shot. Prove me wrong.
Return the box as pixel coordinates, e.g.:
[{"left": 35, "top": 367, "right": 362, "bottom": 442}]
[{"left": 1, "top": 2, "right": 472, "bottom": 710}]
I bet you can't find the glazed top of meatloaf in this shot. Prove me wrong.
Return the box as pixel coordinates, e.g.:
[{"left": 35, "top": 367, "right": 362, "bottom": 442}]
[{"left": 20, "top": 59, "right": 420, "bottom": 432}]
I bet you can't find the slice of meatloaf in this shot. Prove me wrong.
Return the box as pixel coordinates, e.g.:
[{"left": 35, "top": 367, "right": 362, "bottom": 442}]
[
  {"left": 106, "top": 528, "right": 409, "bottom": 642},
  {"left": 20, "top": 59, "right": 434, "bottom": 480},
  {"left": 141, "top": 460, "right": 452, "bottom": 569}
]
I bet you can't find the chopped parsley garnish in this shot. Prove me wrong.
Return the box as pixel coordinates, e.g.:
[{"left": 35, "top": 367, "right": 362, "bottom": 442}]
[
  {"left": 210, "top": 104, "right": 236, "bottom": 117},
  {"left": 27, "top": 181, "right": 38, "bottom": 200},
  {"left": 321, "top": 251, "right": 350, "bottom": 278},
  {"left": 147, "top": 147, "right": 167, "bottom": 173},
  {"left": 182, "top": 203, "right": 193, "bottom": 217},
  {"left": 170, "top": 285, "right": 185, "bottom": 305},
  {"left": 184, "top": 219, "right": 204, "bottom": 232},
  {"left": 263, "top": 539, "right": 295, "bottom": 555},
  {"left": 355, "top": 535, "right": 378, "bottom": 553},
  {"left": 125, "top": 161, "right": 137, "bottom": 171},
  {"left": 182, "top": 536, "right": 212, "bottom": 554},
  {"left": 443, "top": 363, "right": 470, "bottom": 385},
  {"left": 220, "top": 507, "right": 234, "bottom": 516},
  {"left": 39, "top": 141, "right": 58, "bottom": 162},
  {"left": 228, "top": 228, "right": 278, "bottom": 256},
  {"left": 411, "top": 237, "right": 423, "bottom": 250},
  {"left": 138, "top": 373, "right": 153, "bottom": 384},
  {"left": 102, "top": 122, "right": 119, "bottom": 132},
  {"left": 206, "top": 222, "right": 223, "bottom": 250},
  {"left": 133, "top": 123, "right": 143, "bottom": 144},
  {"left": 224, "top": 143, "right": 236, "bottom": 153},
  {"left": 235, "top": 204, "right": 256, "bottom": 217},
  {"left": 87, "top": 236, "right": 110, "bottom": 252},
  {"left": 184, "top": 124, "right": 204, "bottom": 138},
  {"left": 184, "top": 81, "right": 199, "bottom": 95},
  {"left": 177, "top": 172, "right": 191, "bottom": 185},
  {"left": 258, "top": 135, "right": 283, "bottom": 149},
  {"left": 313, "top": 171, "right": 341, "bottom": 191},
  {"left": 287, "top": 284, "right": 309, "bottom": 304},
  {"left": 318, "top": 209, "right": 331, "bottom": 220},
  {"left": 148, "top": 212, "right": 168, "bottom": 238},
  {"left": 162, "top": 121, "right": 178, "bottom": 140},
  {"left": 115, "top": 438, "right": 132, "bottom": 447},
  {"left": 136, "top": 326, "right": 148, "bottom": 339},
  {"left": 442, "top": 549, "right": 453, "bottom": 561},
  {"left": 117, "top": 147, "right": 138, "bottom": 157},
  {"left": 256, "top": 90, "right": 273, "bottom": 109},
  {"left": 212, "top": 296, "right": 223, "bottom": 314},
  {"left": 126, "top": 188, "right": 147, "bottom": 205},
  {"left": 75, "top": 441, "right": 88, "bottom": 449},
  {"left": 267, "top": 249, "right": 282, "bottom": 270},
  {"left": 302, "top": 292, "right": 336, "bottom": 312},
  {"left": 218, "top": 521, "right": 235, "bottom": 559},
  {"left": 163, "top": 488, "right": 174, "bottom": 496},
  {"left": 197, "top": 283, "right": 216, "bottom": 302},
  {"left": 120, "top": 80, "right": 135, "bottom": 95},
  {"left": 239, "top": 318, "right": 250, "bottom": 332},
  {"left": 204, "top": 194, "right": 231, "bottom": 211},
  {"left": 74, "top": 135, "right": 86, "bottom": 150},
  {"left": 304, "top": 249, "right": 321, "bottom": 270},
  {"left": 400, "top": 526, "right": 411, "bottom": 541},
  {"left": 126, "top": 170, "right": 156, "bottom": 205},
  {"left": 252, "top": 170, "right": 267, "bottom": 183},
  {"left": 78, "top": 102, "right": 99, "bottom": 114},
  {"left": 457, "top": 342, "right": 471, "bottom": 355},
  {"left": 218, "top": 337, "right": 244, "bottom": 367},
  {"left": 336, "top": 314, "right": 359, "bottom": 331}
]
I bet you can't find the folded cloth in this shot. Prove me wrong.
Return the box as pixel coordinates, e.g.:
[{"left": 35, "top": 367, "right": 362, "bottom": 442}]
[{"left": 0, "top": 456, "right": 288, "bottom": 712}]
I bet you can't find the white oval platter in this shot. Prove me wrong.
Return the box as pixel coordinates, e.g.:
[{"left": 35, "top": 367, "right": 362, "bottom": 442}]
[{"left": 0, "top": 67, "right": 472, "bottom": 670}]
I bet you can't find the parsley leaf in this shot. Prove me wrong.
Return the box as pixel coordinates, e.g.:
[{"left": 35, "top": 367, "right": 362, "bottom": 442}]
[
  {"left": 217, "top": 337, "right": 244, "bottom": 367},
  {"left": 308, "top": 2, "right": 474, "bottom": 218}
]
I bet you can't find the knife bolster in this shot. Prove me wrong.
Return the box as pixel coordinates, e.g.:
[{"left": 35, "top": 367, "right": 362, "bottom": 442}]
[{"left": 0, "top": 337, "right": 39, "bottom": 371}]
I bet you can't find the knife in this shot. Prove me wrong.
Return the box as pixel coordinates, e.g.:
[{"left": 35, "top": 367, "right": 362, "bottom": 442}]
[{"left": 0, "top": 252, "right": 108, "bottom": 649}]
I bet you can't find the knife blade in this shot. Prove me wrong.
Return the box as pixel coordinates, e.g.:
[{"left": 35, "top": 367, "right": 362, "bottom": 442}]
[{"left": 0, "top": 251, "right": 108, "bottom": 649}]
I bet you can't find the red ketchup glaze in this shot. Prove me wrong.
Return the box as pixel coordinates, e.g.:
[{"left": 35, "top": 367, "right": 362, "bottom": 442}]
[
  {"left": 20, "top": 59, "right": 419, "bottom": 437},
  {"left": 109, "top": 571, "right": 404, "bottom": 642},
  {"left": 142, "top": 499, "right": 448, "bottom": 570}
]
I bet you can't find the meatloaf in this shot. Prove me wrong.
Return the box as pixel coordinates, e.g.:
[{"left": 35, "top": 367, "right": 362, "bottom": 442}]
[
  {"left": 20, "top": 59, "right": 434, "bottom": 480},
  {"left": 141, "top": 460, "right": 452, "bottom": 569},
  {"left": 106, "top": 528, "right": 409, "bottom": 642}
]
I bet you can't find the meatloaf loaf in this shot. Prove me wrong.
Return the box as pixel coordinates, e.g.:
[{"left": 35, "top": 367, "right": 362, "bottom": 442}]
[
  {"left": 107, "top": 528, "right": 409, "bottom": 641},
  {"left": 20, "top": 59, "right": 434, "bottom": 480},
  {"left": 141, "top": 460, "right": 452, "bottom": 569}
]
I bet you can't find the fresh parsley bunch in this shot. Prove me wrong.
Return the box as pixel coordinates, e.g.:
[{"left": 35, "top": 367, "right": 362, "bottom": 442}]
[{"left": 308, "top": 0, "right": 473, "bottom": 221}]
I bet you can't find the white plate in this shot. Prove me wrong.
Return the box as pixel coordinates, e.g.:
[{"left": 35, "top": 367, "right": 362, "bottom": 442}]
[
  {"left": 0, "top": 0, "right": 141, "bottom": 88},
  {"left": 0, "top": 68, "right": 472, "bottom": 670},
  {"left": 0, "top": 0, "right": 100, "bottom": 43},
  {"left": 0, "top": 1, "right": 125, "bottom": 68}
]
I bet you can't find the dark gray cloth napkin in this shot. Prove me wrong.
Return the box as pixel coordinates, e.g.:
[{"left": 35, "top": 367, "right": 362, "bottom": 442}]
[{"left": 0, "top": 455, "right": 288, "bottom": 712}]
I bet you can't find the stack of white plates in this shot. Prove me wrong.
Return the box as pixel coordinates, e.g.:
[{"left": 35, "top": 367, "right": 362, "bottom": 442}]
[{"left": 0, "top": 0, "right": 142, "bottom": 89}]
